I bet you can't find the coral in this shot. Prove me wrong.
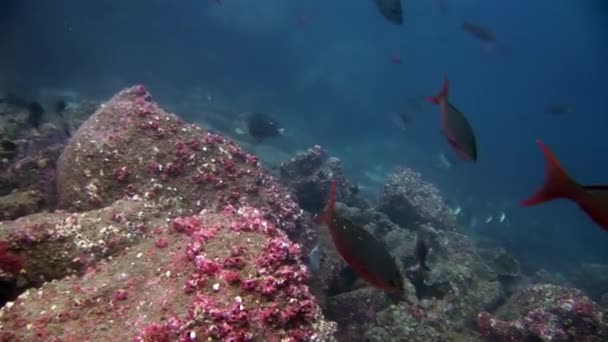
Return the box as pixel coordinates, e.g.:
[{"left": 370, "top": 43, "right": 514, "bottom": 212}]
[
  {"left": 379, "top": 167, "right": 456, "bottom": 231},
  {"left": 476, "top": 284, "right": 608, "bottom": 341}
]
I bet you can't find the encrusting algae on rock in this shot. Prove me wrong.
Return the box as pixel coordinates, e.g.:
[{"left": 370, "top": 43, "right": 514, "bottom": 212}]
[{"left": 0, "top": 86, "right": 337, "bottom": 341}]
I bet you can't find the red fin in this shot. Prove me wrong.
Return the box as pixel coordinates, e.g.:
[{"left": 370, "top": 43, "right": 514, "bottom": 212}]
[
  {"left": 316, "top": 180, "right": 337, "bottom": 224},
  {"left": 426, "top": 75, "right": 450, "bottom": 105},
  {"left": 521, "top": 140, "right": 580, "bottom": 206}
]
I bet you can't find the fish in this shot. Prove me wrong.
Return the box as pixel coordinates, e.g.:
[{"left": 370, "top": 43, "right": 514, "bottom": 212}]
[
  {"left": 451, "top": 206, "right": 462, "bottom": 216},
  {"left": 437, "top": 0, "right": 449, "bottom": 14},
  {"left": 462, "top": 21, "right": 495, "bottom": 44},
  {"left": 545, "top": 105, "right": 574, "bottom": 115},
  {"left": 436, "top": 152, "right": 453, "bottom": 169},
  {"left": 427, "top": 75, "right": 478, "bottom": 162},
  {"left": 372, "top": 0, "right": 403, "bottom": 25},
  {"left": 485, "top": 215, "right": 493, "bottom": 224},
  {"left": 0, "top": 241, "right": 24, "bottom": 275},
  {"left": 521, "top": 139, "right": 608, "bottom": 232},
  {"left": 392, "top": 110, "right": 411, "bottom": 132},
  {"left": 244, "top": 112, "right": 284, "bottom": 142},
  {"left": 462, "top": 20, "right": 510, "bottom": 56},
  {"left": 319, "top": 180, "right": 404, "bottom": 296},
  {"left": 498, "top": 211, "right": 507, "bottom": 224},
  {"left": 307, "top": 243, "right": 321, "bottom": 273}
]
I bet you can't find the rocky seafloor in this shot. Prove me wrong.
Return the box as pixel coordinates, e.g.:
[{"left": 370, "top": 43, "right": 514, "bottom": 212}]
[{"left": 0, "top": 86, "right": 605, "bottom": 341}]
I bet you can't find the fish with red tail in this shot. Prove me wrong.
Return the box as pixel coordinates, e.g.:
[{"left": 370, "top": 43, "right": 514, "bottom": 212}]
[
  {"left": 522, "top": 140, "right": 608, "bottom": 231},
  {"left": 318, "top": 181, "right": 404, "bottom": 296},
  {"left": 427, "top": 75, "right": 478, "bottom": 162}
]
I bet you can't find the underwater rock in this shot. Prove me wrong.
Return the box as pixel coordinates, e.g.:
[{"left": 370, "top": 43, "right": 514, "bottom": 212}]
[
  {"left": 0, "top": 189, "right": 45, "bottom": 221},
  {"left": 0, "top": 207, "right": 337, "bottom": 341},
  {"left": 359, "top": 227, "right": 505, "bottom": 340},
  {"left": 531, "top": 269, "right": 572, "bottom": 287},
  {"left": 325, "top": 287, "right": 392, "bottom": 340},
  {"left": 478, "top": 247, "right": 521, "bottom": 296},
  {"left": 570, "top": 263, "right": 608, "bottom": 301},
  {"left": 0, "top": 199, "right": 155, "bottom": 291},
  {"left": 279, "top": 145, "right": 367, "bottom": 214},
  {"left": 476, "top": 284, "right": 608, "bottom": 341},
  {"left": 380, "top": 167, "right": 456, "bottom": 231},
  {"left": 363, "top": 301, "right": 484, "bottom": 342},
  {"left": 56, "top": 86, "right": 306, "bottom": 237},
  {"left": 0, "top": 98, "right": 96, "bottom": 213}
]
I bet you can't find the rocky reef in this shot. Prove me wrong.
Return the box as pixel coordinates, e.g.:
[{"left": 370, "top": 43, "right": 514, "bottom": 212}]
[
  {"left": 380, "top": 167, "right": 456, "bottom": 231},
  {"left": 476, "top": 284, "right": 608, "bottom": 341},
  {"left": 0, "top": 86, "right": 336, "bottom": 340},
  {"left": 0, "top": 85, "right": 605, "bottom": 341}
]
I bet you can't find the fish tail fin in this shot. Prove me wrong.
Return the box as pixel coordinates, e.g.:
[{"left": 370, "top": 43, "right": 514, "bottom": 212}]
[
  {"left": 521, "top": 140, "right": 580, "bottom": 206},
  {"left": 316, "top": 180, "right": 337, "bottom": 224},
  {"left": 426, "top": 75, "right": 450, "bottom": 105}
]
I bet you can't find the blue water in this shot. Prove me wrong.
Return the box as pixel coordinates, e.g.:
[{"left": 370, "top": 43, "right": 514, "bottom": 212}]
[{"left": 2, "top": 0, "right": 607, "bottom": 272}]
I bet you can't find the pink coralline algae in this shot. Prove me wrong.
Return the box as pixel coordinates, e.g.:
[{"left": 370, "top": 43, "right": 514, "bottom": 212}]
[
  {"left": 133, "top": 207, "right": 325, "bottom": 341},
  {"left": 0, "top": 241, "right": 24, "bottom": 275},
  {"left": 154, "top": 238, "right": 169, "bottom": 249},
  {"left": 113, "top": 166, "right": 129, "bottom": 182},
  {"left": 0, "top": 85, "right": 336, "bottom": 341},
  {"left": 476, "top": 284, "right": 608, "bottom": 341}
]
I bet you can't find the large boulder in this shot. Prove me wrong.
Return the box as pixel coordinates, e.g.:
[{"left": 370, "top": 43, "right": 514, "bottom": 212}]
[
  {"left": 0, "top": 207, "right": 337, "bottom": 341},
  {"left": 380, "top": 167, "right": 456, "bottom": 231},
  {"left": 55, "top": 86, "right": 313, "bottom": 246}
]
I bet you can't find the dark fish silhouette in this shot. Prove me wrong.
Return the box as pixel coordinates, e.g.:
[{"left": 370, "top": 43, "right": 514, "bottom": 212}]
[
  {"left": 522, "top": 140, "right": 608, "bottom": 232},
  {"left": 462, "top": 20, "right": 510, "bottom": 56},
  {"left": 545, "top": 105, "right": 574, "bottom": 115},
  {"left": 427, "top": 75, "right": 478, "bottom": 162},
  {"left": 319, "top": 181, "right": 404, "bottom": 297},
  {"left": 373, "top": 0, "right": 403, "bottom": 25},
  {"left": 246, "top": 112, "right": 283, "bottom": 141},
  {"left": 463, "top": 21, "right": 495, "bottom": 43}
]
